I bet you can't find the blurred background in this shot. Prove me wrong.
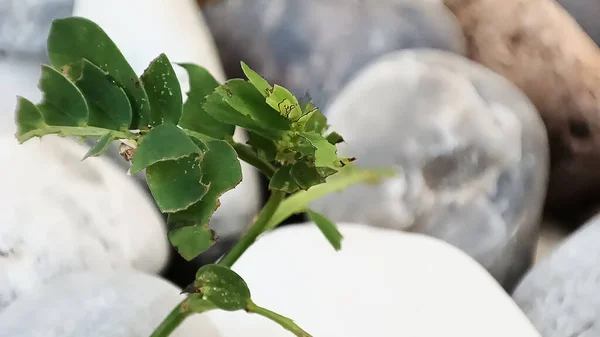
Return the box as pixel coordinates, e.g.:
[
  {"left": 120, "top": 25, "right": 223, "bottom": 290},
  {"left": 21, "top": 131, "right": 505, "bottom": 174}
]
[{"left": 1, "top": 0, "right": 600, "bottom": 336}]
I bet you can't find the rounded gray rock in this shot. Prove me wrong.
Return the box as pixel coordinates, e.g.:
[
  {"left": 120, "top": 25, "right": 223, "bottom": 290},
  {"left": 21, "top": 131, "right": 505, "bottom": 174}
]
[
  {"left": 0, "top": 270, "right": 221, "bottom": 337},
  {"left": 513, "top": 214, "right": 600, "bottom": 337},
  {"left": 203, "top": 0, "right": 466, "bottom": 110},
  {"left": 0, "top": 133, "right": 169, "bottom": 311},
  {"left": 310, "top": 49, "right": 549, "bottom": 290}
]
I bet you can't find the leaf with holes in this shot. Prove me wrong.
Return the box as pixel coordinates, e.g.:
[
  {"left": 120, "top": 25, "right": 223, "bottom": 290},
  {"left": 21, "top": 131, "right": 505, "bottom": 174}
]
[
  {"left": 130, "top": 124, "right": 203, "bottom": 173},
  {"left": 167, "top": 137, "right": 242, "bottom": 260},
  {"left": 47, "top": 17, "right": 150, "bottom": 128},
  {"left": 141, "top": 53, "right": 182, "bottom": 126}
]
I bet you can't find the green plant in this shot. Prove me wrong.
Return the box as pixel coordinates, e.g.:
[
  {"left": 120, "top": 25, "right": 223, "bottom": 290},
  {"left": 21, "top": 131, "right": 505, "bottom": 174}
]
[{"left": 14, "top": 17, "right": 395, "bottom": 337}]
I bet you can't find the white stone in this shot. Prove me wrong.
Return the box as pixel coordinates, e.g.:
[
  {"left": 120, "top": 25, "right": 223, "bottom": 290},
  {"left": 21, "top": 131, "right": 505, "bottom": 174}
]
[
  {"left": 0, "top": 133, "right": 169, "bottom": 310},
  {"left": 0, "top": 270, "right": 222, "bottom": 337},
  {"left": 311, "top": 49, "right": 549, "bottom": 289},
  {"left": 73, "top": 0, "right": 225, "bottom": 83},
  {"left": 206, "top": 223, "right": 541, "bottom": 337}
]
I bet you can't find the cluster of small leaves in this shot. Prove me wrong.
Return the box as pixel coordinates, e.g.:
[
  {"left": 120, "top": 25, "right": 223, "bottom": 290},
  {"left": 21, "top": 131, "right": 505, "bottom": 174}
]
[
  {"left": 15, "top": 17, "right": 241, "bottom": 261},
  {"left": 14, "top": 16, "right": 357, "bottom": 260}
]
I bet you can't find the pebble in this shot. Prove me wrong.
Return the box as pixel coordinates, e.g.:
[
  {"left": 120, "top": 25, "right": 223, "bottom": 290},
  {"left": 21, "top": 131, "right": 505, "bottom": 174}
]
[
  {"left": 310, "top": 49, "right": 549, "bottom": 290},
  {"left": 0, "top": 270, "right": 222, "bottom": 337},
  {"left": 203, "top": 0, "right": 466, "bottom": 109},
  {"left": 513, "top": 213, "right": 600, "bottom": 337},
  {"left": 206, "top": 222, "right": 542, "bottom": 337}
]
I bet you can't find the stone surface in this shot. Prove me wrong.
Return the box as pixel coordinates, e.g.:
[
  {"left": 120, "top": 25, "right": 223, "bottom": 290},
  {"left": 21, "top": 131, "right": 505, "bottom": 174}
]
[
  {"left": 0, "top": 0, "right": 73, "bottom": 60},
  {"left": 513, "top": 214, "right": 600, "bottom": 337},
  {"left": 443, "top": 0, "right": 600, "bottom": 213},
  {"left": 310, "top": 49, "right": 549, "bottom": 290},
  {"left": 0, "top": 133, "right": 169, "bottom": 311},
  {"left": 0, "top": 270, "right": 222, "bottom": 337},
  {"left": 203, "top": 0, "right": 466, "bottom": 110},
  {"left": 207, "top": 223, "right": 541, "bottom": 337}
]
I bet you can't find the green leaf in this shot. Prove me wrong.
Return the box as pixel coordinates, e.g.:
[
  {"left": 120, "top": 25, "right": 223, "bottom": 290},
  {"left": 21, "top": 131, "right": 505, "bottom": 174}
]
[
  {"left": 301, "top": 131, "right": 341, "bottom": 169},
  {"left": 83, "top": 132, "right": 114, "bottom": 159},
  {"left": 247, "top": 131, "right": 277, "bottom": 162},
  {"left": 37, "top": 65, "right": 88, "bottom": 127},
  {"left": 266, "top": 85, "right": 302, "bottom": 121},
  {"left": 290, "top": 161, "right": 326, "bottom": 190},
  {"left": 146, "top": 154, "right": 208, "bottom": 213},
  {"left": 269, "top": 165, "right": 300, "bottom": 193},
  {"left": 47, "top": 17, "right": 150, "bottom": 129},
  {"left": 188, "top": 264, "right": 251, "bottom": 311},
  {"left": 71, "top": 59, "right": 132, "bottom": 131},
  {"left": 178, "top": 63, "right": 234, "bottom": 139},
  {"left": 141, "top": 53, "right": 183, "bottom": 126},
  {"left": 266, "top": 165, "right": 398, "bottom": 230},
  {"left": 168, "top": 138, "right": 242, "bottom": 260},
  {"left": 130, "top": 124, "right": 203, "bottom": 173},
  {"left": 216, "top": 79, "right": 290, "bottom": 130},
  {"left": 326, "top": 132, "right": 344, "bottom": 145},
  {"left": 299, "top": 108, "right": 328, "bottom": 133},
  {"left": 241, "top": 61, "right": 272, "bottom": 97},
  {"left": 167, "top": 222, "right": 216, "bottom": 261},
  {"left": 203, "top": 92, "right": 264, "bottom": 131},
  {"left": 307, "top": 209, "right": 342, "bottom": 251},
  {"left": 15, "top": 97, "right": 48, "bottom": 142}
]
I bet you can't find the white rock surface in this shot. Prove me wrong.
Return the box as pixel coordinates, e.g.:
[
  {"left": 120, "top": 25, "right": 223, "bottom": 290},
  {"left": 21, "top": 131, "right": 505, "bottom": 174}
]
[
  {"left": 73, "top": 0, "right": 225, "bottom": 83},
  {"left": 311, "top": 49, "right": 549, "bottom": 290},
  {"left": 206, "top": 223, "right": 541, "bottom": 337},
  {"left": 0, "top": 270, "right": 222, "bottom": 337},
  {"left": 0, "top": 133, "right": 169, "bottom": 310}
]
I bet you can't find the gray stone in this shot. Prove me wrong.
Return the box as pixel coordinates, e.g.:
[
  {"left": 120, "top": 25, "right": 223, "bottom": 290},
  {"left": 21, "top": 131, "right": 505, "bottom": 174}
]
[
  {"left": 203, "top": 0, "right": 466, "bottom": 110},
  {"left": 0, "top": 133, "right": 169, "bottom": 311},
  {"left": 555, "top": 0, "right": 600, "bottom": 47},
  {"left": 0, "top": 0, "right": 74, "bottom": 60},
  {"left": 0, "top": 270, "right": 222, "bottom": 337},
  {"left": 513, "top": 213, "right": 600, "bottom": 337},
  {"left": 310, "top": 49, "right": 549, "bottom": 290}
]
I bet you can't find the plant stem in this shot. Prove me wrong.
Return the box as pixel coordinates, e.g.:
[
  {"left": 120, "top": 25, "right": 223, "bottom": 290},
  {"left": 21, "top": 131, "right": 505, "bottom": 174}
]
[
  {"left": 150, "top": 300, "right": 190, "bottom": 337},
  {"left": 229, "top": 141, "right": 276, "bottom": 178},
  {"left": 218, "top": 190, "right": 285, "bottom": 267},
  {"left": 246, "top": 301, "right": 312, "bottom": 337},
  {"left": 150, "top": 296, "right": 215, "bottom": 337}
]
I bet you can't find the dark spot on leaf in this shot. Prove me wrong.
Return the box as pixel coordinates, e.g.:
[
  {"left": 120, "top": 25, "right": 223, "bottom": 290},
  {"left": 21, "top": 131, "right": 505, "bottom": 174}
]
[
  {"left": 135, "top": 80, "right": 141, "bottom": 88},
  {"left": 348, "top": 157, "right": 357, "bottom": 162}
]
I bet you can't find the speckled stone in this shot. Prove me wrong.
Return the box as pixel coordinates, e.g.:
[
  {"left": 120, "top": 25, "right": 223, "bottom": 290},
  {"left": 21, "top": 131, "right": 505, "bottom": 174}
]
[
  {"left": 310, "top": 49, "right": 549, "bottom": 290},
  {"left": 203, "top": 0, "right": 466, "bottom": 110},
  {"left": 513, "top": 213, "right": 600, "bottom": 337},
  {"left": 0, "top": 0, "right": 74, "bottom": 59},
  {"left": 0, "top": 134, "right": 169, "bottom": 311},
  {"left": 0, "top": 270, "right": 222, "bottom": 337}
]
